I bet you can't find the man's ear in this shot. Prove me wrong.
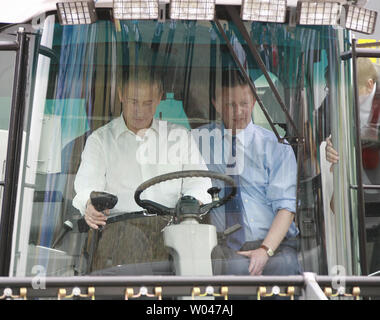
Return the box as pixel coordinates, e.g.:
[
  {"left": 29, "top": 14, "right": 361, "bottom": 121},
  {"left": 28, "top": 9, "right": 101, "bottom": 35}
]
[
  {"left": 252, "top": 97, "right": 257, "bottom": 109},
  {"left": 152, "top": 89, "right": 163, "bottom": 107},
  {"left": 117, "top": 86, "right": 124, "bottom": 102},
  {"left": 368, "top": 78, "right": 375, "bottom": 92}
]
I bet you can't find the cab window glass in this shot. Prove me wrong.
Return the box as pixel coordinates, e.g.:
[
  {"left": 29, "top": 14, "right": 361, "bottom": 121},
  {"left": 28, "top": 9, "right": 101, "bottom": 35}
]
[
  {"left": 0, "top": 43, "right": 16, "bottom": 217},
  {"left": 8, "top": 14, "right": 350, "bottom": 279}
]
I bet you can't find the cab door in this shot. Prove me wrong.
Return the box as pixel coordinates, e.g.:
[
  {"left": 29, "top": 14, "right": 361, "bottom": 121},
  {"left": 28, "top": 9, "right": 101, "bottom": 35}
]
[{"left": 0, "top": 22, "right": 42, "bottom": 276}]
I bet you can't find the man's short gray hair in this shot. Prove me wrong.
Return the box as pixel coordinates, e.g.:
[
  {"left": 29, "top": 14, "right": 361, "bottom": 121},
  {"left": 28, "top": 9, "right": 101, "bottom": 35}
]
[
  {"left": 120, "top": 47, "right": 164, "bottom": 93},
  {"left": 123, "top": 65, "right": 163, "bottom": 93},
  {"left": 221, "top": 69, "right": 249, "bottom": 88}
]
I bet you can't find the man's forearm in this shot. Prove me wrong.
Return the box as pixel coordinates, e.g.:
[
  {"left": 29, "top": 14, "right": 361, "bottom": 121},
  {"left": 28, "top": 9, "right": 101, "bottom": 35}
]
[{"left": 261, "top": 209, "right": 295, "bottom": 252}]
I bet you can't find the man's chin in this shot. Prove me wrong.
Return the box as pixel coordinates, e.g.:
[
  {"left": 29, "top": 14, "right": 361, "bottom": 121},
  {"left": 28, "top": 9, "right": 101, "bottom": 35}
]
[{"left": 133, "top": 119, "right": 150, "bottom": 128}]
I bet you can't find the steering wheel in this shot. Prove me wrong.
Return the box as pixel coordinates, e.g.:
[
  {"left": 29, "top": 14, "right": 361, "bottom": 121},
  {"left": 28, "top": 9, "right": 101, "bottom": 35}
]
[{"left": 134, "top": 170, "right": 237, "bottom": 218}]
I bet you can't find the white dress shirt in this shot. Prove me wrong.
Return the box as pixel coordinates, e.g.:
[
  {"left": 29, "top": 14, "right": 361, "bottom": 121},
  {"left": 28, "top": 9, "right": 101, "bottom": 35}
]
[{"left": 73, "top": 116, "right": 212, "bottom": 214}]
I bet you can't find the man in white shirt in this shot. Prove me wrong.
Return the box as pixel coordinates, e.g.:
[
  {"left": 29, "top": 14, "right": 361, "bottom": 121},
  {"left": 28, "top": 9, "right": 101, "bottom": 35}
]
[{"left": 73, "top": 66, "right": 211, "bottom": 230}]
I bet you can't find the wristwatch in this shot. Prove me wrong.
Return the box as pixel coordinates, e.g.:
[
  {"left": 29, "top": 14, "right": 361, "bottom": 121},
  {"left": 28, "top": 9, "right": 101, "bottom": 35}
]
[{"left": 260, "top": 244, "right": 274, "bottom": 257}]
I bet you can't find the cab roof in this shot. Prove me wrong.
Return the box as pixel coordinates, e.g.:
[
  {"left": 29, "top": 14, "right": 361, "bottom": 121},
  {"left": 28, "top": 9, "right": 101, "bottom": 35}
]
[{"left": 1, "top": 0, "right": 356, "bottom": 24}]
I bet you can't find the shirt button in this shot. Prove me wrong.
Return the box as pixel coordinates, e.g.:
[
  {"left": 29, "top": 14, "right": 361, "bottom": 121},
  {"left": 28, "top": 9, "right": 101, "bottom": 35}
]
[{"left": 245, "top": 199, "right": 248, "bottom": 203}]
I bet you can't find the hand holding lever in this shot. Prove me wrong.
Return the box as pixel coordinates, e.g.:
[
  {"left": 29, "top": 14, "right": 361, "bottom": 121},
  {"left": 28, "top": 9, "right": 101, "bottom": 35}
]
[{"left": 84, "top": 191, "right": 118, "bottom": 230}]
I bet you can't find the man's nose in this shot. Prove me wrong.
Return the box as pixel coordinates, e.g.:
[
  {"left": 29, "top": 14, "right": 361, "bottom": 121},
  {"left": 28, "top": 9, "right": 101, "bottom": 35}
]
[
  {"left": 233, "top": 104, "right": 245, "bottom": 116},
  {"left": 133, "top": 104, "right": 144, "bottom": 116}
]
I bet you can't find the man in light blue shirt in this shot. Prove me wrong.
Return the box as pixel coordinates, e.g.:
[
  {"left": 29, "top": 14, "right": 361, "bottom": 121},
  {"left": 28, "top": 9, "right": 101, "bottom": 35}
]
[{"left": 193, "top": 70, "right": 301, "bottom": 276}]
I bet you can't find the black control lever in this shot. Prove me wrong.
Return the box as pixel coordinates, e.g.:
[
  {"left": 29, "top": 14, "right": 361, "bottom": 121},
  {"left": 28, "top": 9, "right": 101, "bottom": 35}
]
[
  {"left": 52, "top": 220, "right": 74, "bottom": 248},
  {"left": 77, "top": 210, "right": 150, "bottom": 233},
  {"left": 207, "top": 187, "right": 221, "bottom": 202},
  {"left": 53, "top": 191, "right": 119, "bottom": 248},
  {"left": 90, "top": 191, "right": 118, "bottom": 231},
  {"left": 199, "top": 187, "right": 223, "bottom": 215},
  {"left": 223, "top": 224, "right": 242, "bottom": 237},
  {"left": 86, "top": 191, "right": 118, "bottom": 274},
  {"left": 76, "top": 191, "right": 118, "bottom": 233},
  {"left": 217, "top": 224, "right": 242, "bottom": 243},
  {"left": 90, "top": 191, "right": 118, "bottom": 212},
  {"left": 77, "top": 216, "right": 90, "bottom": 233}
]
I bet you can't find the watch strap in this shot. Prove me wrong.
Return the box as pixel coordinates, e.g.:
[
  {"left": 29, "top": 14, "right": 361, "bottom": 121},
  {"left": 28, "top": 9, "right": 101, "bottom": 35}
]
[{"left": 260, "top": 244, "right": 274, "bottom": 256}]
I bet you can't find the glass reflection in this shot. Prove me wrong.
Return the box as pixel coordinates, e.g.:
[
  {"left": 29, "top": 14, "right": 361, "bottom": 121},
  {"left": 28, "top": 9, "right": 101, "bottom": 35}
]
[{"left": 6, "top": 16, "right": 359, "bottom": 279}]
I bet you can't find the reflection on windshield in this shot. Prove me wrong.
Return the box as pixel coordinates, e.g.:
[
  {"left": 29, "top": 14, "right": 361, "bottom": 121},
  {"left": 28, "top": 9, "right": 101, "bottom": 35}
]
[{"left": 6, "top": 17, "right": 354, "bottom": 279}]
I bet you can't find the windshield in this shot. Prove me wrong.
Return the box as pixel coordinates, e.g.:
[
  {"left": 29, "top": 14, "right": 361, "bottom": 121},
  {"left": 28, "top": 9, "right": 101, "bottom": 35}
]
[
  {"left": 0, "top": 49, "right": 15, "bottom": 211},
  {"left": 2, "top": 10, "right": 360, "bottom": 279}
]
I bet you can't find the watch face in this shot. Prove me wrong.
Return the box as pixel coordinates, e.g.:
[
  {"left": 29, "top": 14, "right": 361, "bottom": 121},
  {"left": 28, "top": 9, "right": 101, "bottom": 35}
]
[{"left": 260, "top": 245, "right": 274, "bottom": 257}]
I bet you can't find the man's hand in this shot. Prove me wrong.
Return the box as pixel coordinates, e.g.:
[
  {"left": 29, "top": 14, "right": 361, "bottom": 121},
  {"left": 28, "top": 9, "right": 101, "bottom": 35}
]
[
  {"left": 84, "top": 200, "right": 110, "bottom": 230},
  {"left": 326, "top": 136, "right": 339, "bottom": 164},
  {"left": 237, "top": 248, "right": 269, "bottom": 275}
]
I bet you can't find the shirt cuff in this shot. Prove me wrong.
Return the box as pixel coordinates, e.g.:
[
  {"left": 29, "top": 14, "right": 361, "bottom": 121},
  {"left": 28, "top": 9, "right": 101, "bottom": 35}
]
[
  {"left": 72, "top": 192, "right": 90, "bottom": 216},
  {"left": 272, "top": 199, "right": 296, "bottom": 214}
]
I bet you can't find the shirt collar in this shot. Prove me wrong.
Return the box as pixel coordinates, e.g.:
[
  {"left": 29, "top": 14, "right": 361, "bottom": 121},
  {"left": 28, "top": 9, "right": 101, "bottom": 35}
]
[
  {"left": 114, "top": 114, "right": 159, "bottom": 140},
  {"left": 221, "top": 120, "right": 254, "bottom": 146}
]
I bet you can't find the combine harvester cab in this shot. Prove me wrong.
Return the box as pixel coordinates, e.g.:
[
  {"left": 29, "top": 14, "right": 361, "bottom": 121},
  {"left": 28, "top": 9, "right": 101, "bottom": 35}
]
[{"left": 0, "top": 0, "right": 379, "bottom": 300}]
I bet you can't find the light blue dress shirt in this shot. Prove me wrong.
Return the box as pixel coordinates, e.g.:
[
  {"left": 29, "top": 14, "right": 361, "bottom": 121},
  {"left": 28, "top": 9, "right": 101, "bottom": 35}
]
[{"left": 193, "top": 121, "right": 299, "bottom": 241}]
